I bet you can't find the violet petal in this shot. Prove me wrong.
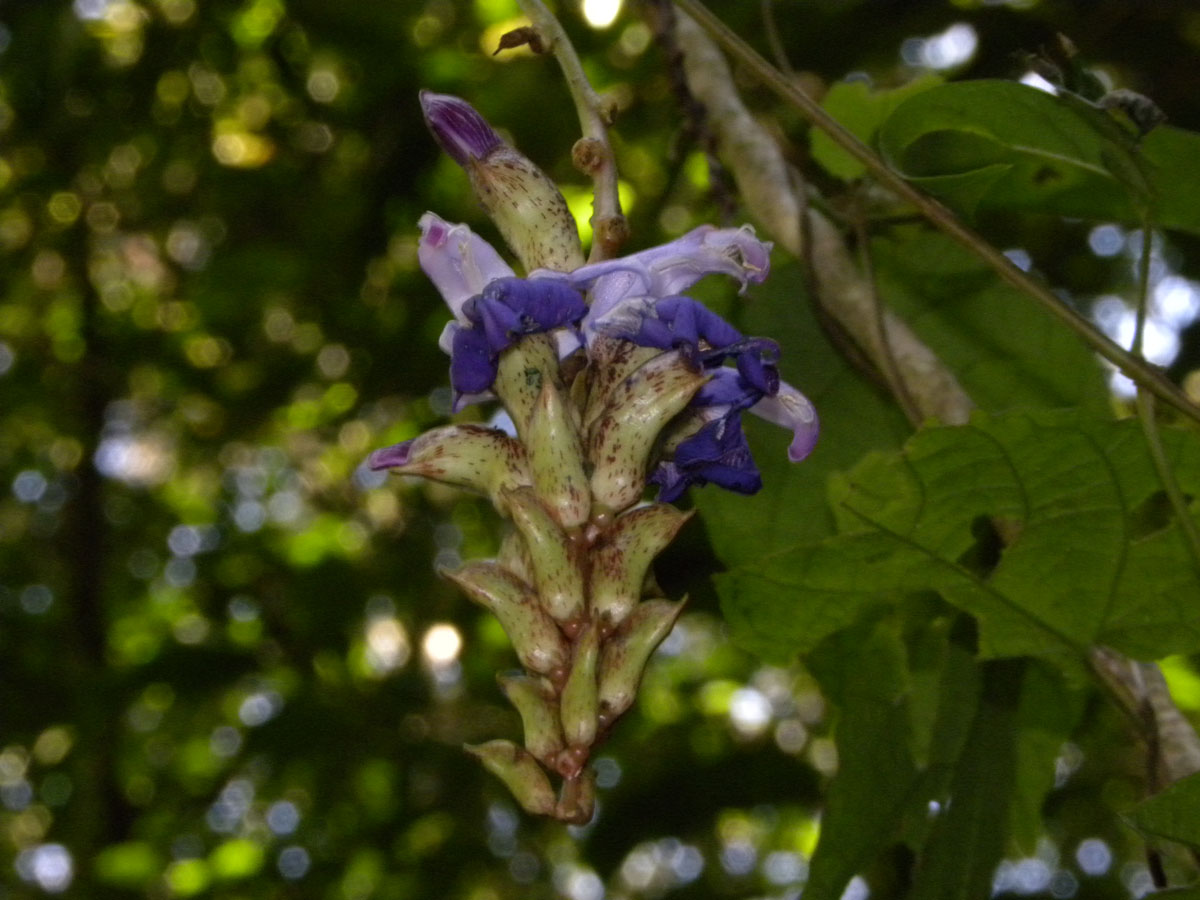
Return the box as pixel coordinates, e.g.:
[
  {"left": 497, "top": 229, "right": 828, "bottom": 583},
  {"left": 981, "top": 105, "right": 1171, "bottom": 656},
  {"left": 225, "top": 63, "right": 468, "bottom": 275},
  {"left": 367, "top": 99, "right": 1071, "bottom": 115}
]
[{"left": 420, "top": 91, "right": 504, "bottom": 167}]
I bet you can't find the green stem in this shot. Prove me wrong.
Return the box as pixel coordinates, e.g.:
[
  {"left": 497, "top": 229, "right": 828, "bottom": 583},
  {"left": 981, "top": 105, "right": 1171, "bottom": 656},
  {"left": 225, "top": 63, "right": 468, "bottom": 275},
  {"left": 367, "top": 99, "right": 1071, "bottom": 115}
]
[
  {"left": 1132, "top": 226, "right": 1200, "bottom": 572},
  {"left": 514, "top": 0, "right": 627, "bottom": 261},
  {"left": 671, "top": 0, "right": 1200, "bottom": 428}
]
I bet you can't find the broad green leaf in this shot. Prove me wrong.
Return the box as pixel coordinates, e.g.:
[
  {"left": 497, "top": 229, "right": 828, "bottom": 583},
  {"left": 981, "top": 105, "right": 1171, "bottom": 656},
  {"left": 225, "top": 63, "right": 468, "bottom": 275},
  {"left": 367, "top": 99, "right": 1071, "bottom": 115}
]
[
  {"left": 1009, "top": 663, "right": 1088, "bottom": 852},
  {"left": 878, "top": 80, "right": 1200, "bottom": 235},
  {"left": 719, "top": 410, "right": 1200, "bottom": 669},
  {"left": 811, "top": 74, "right": 942, "bottom": 181},
  {"left": 696, "top": 262, "right": 910, "bottom": 582},
  {"left": 902, "top": 613, "right": 982, "bottom": 851},
  {"left": 1126, "top": 771, "right": 1200, "bottom": 851},
  {"left": 909, "top": 660, "right": 1023, "bottom": 900},
  {"left": 805, "top": 620, "right": 920, "bottom": 900},
  {"left": 871, "top": 230, "right": 1110, "bottom": 415}
]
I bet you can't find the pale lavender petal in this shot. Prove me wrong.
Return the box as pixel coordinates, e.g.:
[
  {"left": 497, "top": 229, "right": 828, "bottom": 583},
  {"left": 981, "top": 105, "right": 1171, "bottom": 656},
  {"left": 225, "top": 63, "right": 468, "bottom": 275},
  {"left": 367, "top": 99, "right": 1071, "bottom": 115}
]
[
  {"left": 750, "top": 383, "right": 820, "bottom": 462},
  {"left": 419, "top": 212, "right": 515, "bottom": 320},
  {"left": 536, "top": 224, "right": 772, "bottom": 336}
]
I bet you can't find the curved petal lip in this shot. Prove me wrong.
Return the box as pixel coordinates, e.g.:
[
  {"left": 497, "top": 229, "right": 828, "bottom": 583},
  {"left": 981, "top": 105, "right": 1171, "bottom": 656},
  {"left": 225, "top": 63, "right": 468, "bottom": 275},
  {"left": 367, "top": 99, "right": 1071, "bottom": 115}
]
[{"left": 369, "top": 442, "right": 413, "bottom": 470}]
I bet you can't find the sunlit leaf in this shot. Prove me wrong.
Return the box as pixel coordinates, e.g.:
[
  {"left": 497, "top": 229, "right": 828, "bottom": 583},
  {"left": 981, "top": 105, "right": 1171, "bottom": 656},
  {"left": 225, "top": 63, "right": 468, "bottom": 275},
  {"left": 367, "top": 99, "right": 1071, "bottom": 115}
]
[
  {"left": 878, "top": 80, "right": 1200, "bottom": 234},
  {"left": 811, "top": 74, "right": 942, "bottom": 181}
]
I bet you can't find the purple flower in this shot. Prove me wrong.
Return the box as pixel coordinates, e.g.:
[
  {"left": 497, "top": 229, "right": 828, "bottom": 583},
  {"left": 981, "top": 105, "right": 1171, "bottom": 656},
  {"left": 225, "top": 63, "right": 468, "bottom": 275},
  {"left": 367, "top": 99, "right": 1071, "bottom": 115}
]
[
  {"left": 547, "top": 237, "right": 819, "bottom": 496},
  {"left": 415, "top": 211, "right": 818, "bottom": 494},
  {"left": 538, "top": 224, "right": 772, "bottom": 340},
  {"left": 450, "top": 277, "right": 588, "bottom": 397},
  {"left": 420, "top": 90, "right": 504, "bottom": 166},
  {"left": 419, "top": 212, "right": 585, "bottom": 407}
]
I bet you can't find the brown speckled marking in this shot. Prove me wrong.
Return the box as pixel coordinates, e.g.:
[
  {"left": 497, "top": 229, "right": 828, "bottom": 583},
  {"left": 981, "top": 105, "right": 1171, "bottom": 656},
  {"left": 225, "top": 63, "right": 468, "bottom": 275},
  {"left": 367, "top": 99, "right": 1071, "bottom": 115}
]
[
  {"left": 588, "top": 351, "right": 707, "bottom": 513},
  {"left": 464, "top": 740, "right": 556, "bottom": 816},
  {"left": 497, "top": 672, "right": 565, "bottom": 766},
  {"left": 590, "top": 505, "right": 693, "bottom": 627},
  {"left": 504, "top": 486, "right": 586, "bottom": 624},
  {"left": 527, "top": 379, "right": 591, "bottom": 528},
  {"left": 597, "top": 598, "right": 686, "bottom": 723},
  {"left": 468, "top": 147, "right": 584, "bottom": 272},
  {"left": 443, "top": 561, "right": 569, "bottom": 676},
  {"left": 388, "top": 424, "right": 531, "bottom": 508}
]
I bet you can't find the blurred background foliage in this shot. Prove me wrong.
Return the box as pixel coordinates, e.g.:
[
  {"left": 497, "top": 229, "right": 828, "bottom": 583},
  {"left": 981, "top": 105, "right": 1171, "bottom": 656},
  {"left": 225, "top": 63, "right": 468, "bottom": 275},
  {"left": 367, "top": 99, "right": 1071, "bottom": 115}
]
[{"left": 2, "top": 1, "right": 1200, "bottom": 898}]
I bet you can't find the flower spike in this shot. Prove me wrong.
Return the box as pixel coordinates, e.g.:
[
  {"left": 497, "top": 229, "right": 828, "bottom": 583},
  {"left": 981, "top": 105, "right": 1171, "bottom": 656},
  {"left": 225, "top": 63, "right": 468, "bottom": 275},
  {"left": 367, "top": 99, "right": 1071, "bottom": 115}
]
[{"left": 367, "top": 88, "right": 819, "bottom": 821}]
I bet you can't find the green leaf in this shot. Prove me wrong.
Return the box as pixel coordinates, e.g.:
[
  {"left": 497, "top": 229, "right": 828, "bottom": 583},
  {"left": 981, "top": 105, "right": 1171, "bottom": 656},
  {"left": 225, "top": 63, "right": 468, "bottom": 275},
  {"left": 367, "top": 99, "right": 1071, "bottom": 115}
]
[
  {"left": 878, "top": 80, "right": 1200, "bottom": 234},
  {"left": 909, "top": 660, "right": 1023, "bottom": 900},
  {"left": 1009, "top": 663, "right": 1088, "bottom": 851},
  {"left": 811, "top": 74, "right": 942, "bottom": 181},
  {"left": 1126, "top": 771, "right": 1200, "bottom": 851},
  {"left": 718, "top": 410, "right": 1200, "bottom": 669},
  {"left": 870, "top": 230, "right": 1110, "bottom": 415},
  {"left": 805, "top": 620, "right": 920, "bottom": 900}
]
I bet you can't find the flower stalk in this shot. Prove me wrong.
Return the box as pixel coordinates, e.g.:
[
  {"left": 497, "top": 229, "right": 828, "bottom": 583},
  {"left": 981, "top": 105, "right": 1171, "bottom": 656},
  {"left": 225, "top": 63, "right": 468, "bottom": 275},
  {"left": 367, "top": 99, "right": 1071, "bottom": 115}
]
[{"left": 371, "top": 92, "right": 817, "bottom": 822}]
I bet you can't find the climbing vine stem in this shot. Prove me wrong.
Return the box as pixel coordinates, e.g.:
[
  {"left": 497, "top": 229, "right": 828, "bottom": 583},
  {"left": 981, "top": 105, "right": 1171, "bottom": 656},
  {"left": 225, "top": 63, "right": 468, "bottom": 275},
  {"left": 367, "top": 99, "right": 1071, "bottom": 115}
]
[{"left": 671, "top": 0, "right": 1200, "bottom": 428}]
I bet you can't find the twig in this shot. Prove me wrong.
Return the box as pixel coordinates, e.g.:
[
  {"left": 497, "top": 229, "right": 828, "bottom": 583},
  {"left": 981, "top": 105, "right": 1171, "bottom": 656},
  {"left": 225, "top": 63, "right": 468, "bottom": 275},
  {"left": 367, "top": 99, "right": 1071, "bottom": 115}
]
[
  {"left": 852, "top": 207, "right": 923, "bottom": 426},
  {"left": 672, "top": 0, "right": 1200, "bottom": 429},
  {"left": 672, "top": 10, "right": 973, "bottom": 425},
  {"left": 1131, "top": 226, "right": 1200, "bottom": 573},
  {"left": 514, "top": 0, "right": 628, "bottom": 261},
  {"left": 760, "top": 0, "right": 794, "bottom": 77}
]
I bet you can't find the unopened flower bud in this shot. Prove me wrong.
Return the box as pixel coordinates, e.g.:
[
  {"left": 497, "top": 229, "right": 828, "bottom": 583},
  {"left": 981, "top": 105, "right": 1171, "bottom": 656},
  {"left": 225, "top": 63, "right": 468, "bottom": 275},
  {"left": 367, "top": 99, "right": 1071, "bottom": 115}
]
[
  {"left": 497, "top": 671, "right": 565, "bottom": 765},
  {"left": 442, "top": 562, "right": 569, "bottom": 678},
  {"left": 527, "top": 379, "right": 591, "bottom": 529},
  {"left": 581, "top": 336, "right": 661, "bottom": 435},
  {"left": 558, "top": 620, "right": 601, "bottom": 759},
  {"left": 598, "top": 598, "right": 686, "bottom": 725},
  {"left": 556, "top": 768, "right": 597, "bottom": 826},
  {"left": 492, "top": 333, "right": 560, "bottom": 441},
  {"left": 591, "top": 505, "right": 694, "bottom": 628},
  {"left": 504, "top": 487, "right": 585, "bottom": 626},
  {"left": 496, "top": 529, "right": 534, "bottom": 585},
  {"left": 421, "top": 91, "right": 584, "bottom": 273},
  {"left": 464, "top": 740, "right": 557, "bottom": 816},
  {"left": 369, "top": 425, "right": 530, "bottom": 511},
  {"left": 588, "top": 351, "right": 708, "bottom": 513}
]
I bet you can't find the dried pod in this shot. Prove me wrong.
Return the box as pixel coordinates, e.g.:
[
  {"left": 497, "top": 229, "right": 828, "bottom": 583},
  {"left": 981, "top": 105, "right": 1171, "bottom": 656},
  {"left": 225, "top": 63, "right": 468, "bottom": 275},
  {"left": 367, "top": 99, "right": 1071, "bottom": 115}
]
[
  {"left": 591, "top": 505, "right": 694, "bottom": 628},
  {"left": 598, "top": 598, "right": 686, "bottom": 725},
  {"left": 588, "top": 351, "right": 707, "bottom": 514},
  {"left": 464, "top": 740, "right": 557, "bottom": 816},
  {"left": 442, "top": 562, "right": 569, "bottom": 678},
  {"left": 504, "top": 487, "right": 585, "bottom": 625},
  {"left": 497, "top": 671, "right": 565, "bottom": 765}
]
